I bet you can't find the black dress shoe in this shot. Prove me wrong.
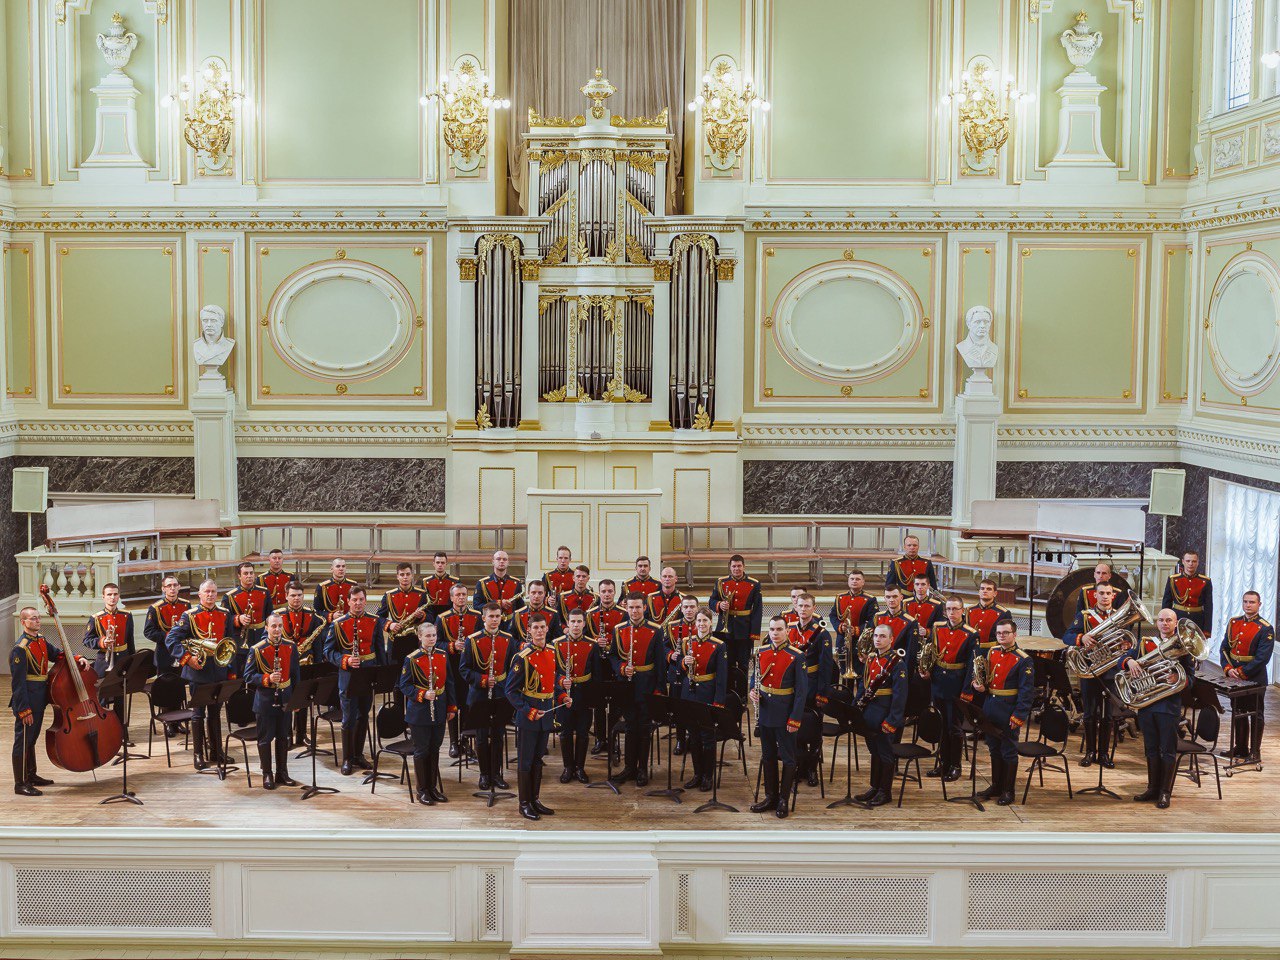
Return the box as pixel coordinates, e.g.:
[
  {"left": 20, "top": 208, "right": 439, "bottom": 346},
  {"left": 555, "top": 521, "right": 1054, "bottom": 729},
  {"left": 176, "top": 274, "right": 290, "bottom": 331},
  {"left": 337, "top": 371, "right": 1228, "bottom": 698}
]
[
  {"left": 806, "top": 769, "right": 820, "bottom": 787},
  {"left": 493, "top": 775, "right": 509, "bottom": 790},
  {"left": 533, "top": 798, "right": 554, "bottom": 815},
  {"left": 1098, "top": 755, "right": 1115, "bottom": 770},
  {"left": 448, "top": 742, "right": 460, "bottom": 759},
  {"left": 430, "top": 785, "right": 448, "bottom": 803},
  {"left": 1079, "top": 751, "right": 1096, "bottom": 767},
  {"left": 417, "top": 791, "right": 435, "bottom": 805},
  {"left": 865, "top": 789, "right": 892, "bottom": 807},
  {"left": 262, "top": 772, "right": 276, "bottom": 790},
  {"left": 611, "top": 767, "right": 636, "bottom": 784},
  {"left": 684, "top": 775, "right": 702, "bottom": 789},
  {"left": 635, "top": 770, "right": 649, "bottom": 787},
  {"left": 1156, "top": 791, "right": 1171, "bottom": 809},
  {"left": 591, "top": 739, "right": 607, "bottom": 755},
  {"left": 854, "top": 786, "right": 877, "bottom": 803},
  {"left": 193, "top": 756, "right": 210, "bottom": 771},
  {"left": 29, "top": 774, "right": 53, "bottom": 787},
  {"left": 14, "top": 783, "right": 40, "bottom": 797},
  {"left": 353, "top": 756, "right": 372, "bottom": 771},
  {"left": 574, "top": 768, "right": 590, "bottom": 784},
  {"left": 340, "top": 759, "right": 354, "bottom": 776},
  {"left": 276, "top": 774, "right": 299, "bottom": 787},
  {"left": 477, "top": 774, "right": 491, "bottom": 790},
  {"left": 775, "top": 802, "right": 789, "bottom": 819},
  {"left": 749, "top": 795, "right": 778, "bottom": 813},
  {"left": 674, "top": 740, "right": 687, "bottom": 756},
  {"left": 699, "top": 775, "right": 713, "bottom": 792},
  {"left": 520, "top": 802, "right": 541, "bottom": 821},
  {"left": 996, "top": 791, "right": 1015, "bottom": 806},
  {"left": 559, "top": 767, "right": 573, "bottom": 784},
  {"left": 942, "top": 766, "right": 962, "bottom": 782}
]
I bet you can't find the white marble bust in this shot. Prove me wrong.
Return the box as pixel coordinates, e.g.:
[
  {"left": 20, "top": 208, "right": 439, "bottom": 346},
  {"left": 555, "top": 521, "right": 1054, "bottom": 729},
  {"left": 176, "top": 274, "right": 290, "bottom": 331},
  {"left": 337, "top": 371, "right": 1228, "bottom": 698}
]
[
  {"left": 193, "top": 304, "right": 235, "bottom": 375},
  {"left": 956, "top": 305, "right": 998, "bottom": 378}
]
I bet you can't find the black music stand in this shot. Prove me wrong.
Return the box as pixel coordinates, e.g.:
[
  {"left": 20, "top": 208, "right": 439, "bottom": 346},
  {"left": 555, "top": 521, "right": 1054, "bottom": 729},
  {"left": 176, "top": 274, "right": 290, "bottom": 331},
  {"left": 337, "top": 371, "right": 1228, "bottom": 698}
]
[
  {"left": 820, "top": 696, "right": 865, "bottom": 809},
  {"left": 188, "top": 680, "right": 242, "bottom": 781},
  {"left": 293, "top": 676, "right": 339, "bottom": 800},
  {"left": 360, "top": 664, "right": 402, "bottom": 784},
  {"left": 691, "top": 701, "right": 736, "bottom": 813},
  {"left": 468, "top": 699, "right": 516, "bottom": 806},
  {"left": 1078, "top": 686, "right": 1124, "bottom": 800},
  {"left": 96, "top": 673, "right": 142, "bottom": 806},
  {"left": 950, "top": 697, "right": 994, "bottom": 812},
  {"left": 117, "top": 651, "right": 154, "bottom": 761},
  {"left": 645, "top": 693, "right": 685, "bottom": 803},
  {"left": 587, "top": 681, "right": 629, "bottom": 795},
  {"left": 294, "top": 663, "right": 333, "bottom": 758}
]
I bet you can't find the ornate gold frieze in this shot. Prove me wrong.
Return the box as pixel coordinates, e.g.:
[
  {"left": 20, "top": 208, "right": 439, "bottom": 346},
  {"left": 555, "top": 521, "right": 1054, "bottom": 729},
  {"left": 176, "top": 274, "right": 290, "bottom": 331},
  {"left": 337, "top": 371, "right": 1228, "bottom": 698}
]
[
  {"left": 538, "top": 151, "right": 569, "bottom": 172},
  {"left": 520, "top": 258, "right": 541, "bottom": 281},
  {"left": 624, "top": 152, "right": 657, "bottom": 175},
  {"left": 653, "top": 260, "right": 673, "bottom": 282},
  {"left": 611, "top": 108, "right": 669, "bottom": 128},
  {"left": 457, "top": 257, "right": 478, "bottom": 281},
  {"left": 715, "top": 258, "right": 736, "bottom": 281},
  {"left": 476, "top": 234, "right": 522, "bottom": 275},
  {"left": 529, "top": 107, "right": 585, "bottom": 127}
]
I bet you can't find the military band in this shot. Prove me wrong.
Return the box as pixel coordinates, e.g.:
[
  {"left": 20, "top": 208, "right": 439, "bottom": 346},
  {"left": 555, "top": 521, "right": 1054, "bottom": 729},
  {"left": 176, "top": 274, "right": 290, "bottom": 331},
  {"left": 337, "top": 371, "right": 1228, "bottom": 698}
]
[{"left": 12, "top": 547, "right": 1270, "bottom": 824}]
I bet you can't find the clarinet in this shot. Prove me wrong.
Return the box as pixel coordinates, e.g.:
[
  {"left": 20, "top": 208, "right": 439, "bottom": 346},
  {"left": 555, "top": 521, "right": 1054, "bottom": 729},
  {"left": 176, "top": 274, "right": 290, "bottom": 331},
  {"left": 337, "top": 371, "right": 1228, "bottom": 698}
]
[
  {"left": 428, "top": 649, "right": 437, "bottom": 722},
  {"left": 486, "top": 633, "right": 496, "bottom": 699},
  {"left": 270, "top": 639, "right": 284, "bottom": 708},
  {"left": 626, "top": 624, "right": 635, "bottom": 680},
  {"left": 685, "top": 625, "right": 696, "bottom": 694}
]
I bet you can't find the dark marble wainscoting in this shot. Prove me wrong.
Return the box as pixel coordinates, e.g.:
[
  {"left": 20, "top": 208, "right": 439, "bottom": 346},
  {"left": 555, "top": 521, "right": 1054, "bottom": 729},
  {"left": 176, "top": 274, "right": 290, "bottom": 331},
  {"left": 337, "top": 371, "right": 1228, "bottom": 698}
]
[
  {"left": 995, "top": 460, "right": 1180, "bottom": 547},
  {"left": 743, "top": 460, "right": 953, "bottom": 516},
  {"left": 0, "top": 458, "right": 16, "bottom": 596},
  {"left": 12, "top": 455, "right": 195, "bottom": 496},
  {"left": 237, "top": 457, "right": 446, "bottom": 513}
]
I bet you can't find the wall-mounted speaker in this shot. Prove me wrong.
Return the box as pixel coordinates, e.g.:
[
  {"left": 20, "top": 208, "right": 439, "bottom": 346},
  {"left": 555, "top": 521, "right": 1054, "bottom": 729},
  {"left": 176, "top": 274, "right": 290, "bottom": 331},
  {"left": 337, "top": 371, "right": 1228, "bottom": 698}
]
[
  {"left": 1149, "top": 468, "right": 1186, "bottom": 517},
  {"left": 11, "top": 467, "right": 49, "bottom": 515}
]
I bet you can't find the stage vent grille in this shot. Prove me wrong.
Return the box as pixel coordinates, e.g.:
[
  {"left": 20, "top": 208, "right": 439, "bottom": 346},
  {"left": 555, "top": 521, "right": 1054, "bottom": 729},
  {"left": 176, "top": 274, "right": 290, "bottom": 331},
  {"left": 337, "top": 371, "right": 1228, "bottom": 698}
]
[
  {"left": 673, "top": 871, "right": 692, "bottom": 937},
  {"left": 968, "top": 871, "right": 1168, "bottom": 932},
  {"left": 481, "top": 867, "right": 501, "bottom": 939},
  {"left": 727, "top": 874, "right": 930, "bottom": 937},
  {"left": 14, "top": 867, "right": 213, "bottom": 929}
]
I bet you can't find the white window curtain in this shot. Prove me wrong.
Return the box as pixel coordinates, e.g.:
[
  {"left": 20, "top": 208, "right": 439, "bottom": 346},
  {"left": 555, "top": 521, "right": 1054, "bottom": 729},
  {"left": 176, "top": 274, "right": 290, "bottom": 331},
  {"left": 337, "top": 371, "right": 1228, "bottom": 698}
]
[
  {"left": 506, "top": 0, "right": 685, "bottom": 213},
  {"left": 1208, "top": 479, "right": 1280, "bottom": 675}
]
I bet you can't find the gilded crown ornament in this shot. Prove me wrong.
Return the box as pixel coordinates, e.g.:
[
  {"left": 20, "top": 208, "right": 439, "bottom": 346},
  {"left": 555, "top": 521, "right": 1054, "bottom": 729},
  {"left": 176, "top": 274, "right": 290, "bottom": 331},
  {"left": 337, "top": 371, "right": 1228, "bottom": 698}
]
[
  {"left": 580, "top": 69, "right": 617, "bottom": 121},
  {"left": 1060, "top": 11, "right": 1104, "bottom": 72}
]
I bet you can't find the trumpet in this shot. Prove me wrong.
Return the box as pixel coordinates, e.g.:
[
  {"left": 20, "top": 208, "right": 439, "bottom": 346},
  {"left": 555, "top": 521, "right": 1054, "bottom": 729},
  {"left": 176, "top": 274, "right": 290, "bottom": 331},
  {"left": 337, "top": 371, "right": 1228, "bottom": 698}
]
[
  {"left": 104, "top": 620, "right": 118, "bottom": 672},
  {"left": 1115, "top": 619, "right": 1209, "bottom": 709},
  {"left": 1065, "top": 594, "right": 1154, "bottom": 678}
]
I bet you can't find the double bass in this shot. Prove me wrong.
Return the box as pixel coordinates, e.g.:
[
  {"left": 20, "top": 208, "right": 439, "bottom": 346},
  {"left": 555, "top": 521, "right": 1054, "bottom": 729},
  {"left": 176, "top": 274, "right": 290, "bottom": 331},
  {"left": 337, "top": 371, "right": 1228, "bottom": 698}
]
[{"left": 38, "top": 585, "right": 124, "bottom": 771}]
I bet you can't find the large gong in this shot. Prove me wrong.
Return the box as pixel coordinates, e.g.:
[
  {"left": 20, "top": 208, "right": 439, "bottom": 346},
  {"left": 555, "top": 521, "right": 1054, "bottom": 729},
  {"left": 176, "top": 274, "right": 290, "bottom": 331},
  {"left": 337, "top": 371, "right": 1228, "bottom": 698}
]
[{"left": 1044, "top": 569, "right": 1134, "bottom": 638}]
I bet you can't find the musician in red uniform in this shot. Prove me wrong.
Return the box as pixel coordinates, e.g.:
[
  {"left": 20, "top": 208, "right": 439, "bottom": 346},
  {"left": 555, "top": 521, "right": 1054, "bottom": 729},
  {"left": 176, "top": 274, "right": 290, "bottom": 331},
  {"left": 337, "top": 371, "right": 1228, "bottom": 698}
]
[
  {"left": 279, "top": 581, "right": 325, "bottom": 746},
  {"left": 543, "top": 545, "right": 576, "bottom": 601},
  {"left": 476, "top": 550, "right": 524, "bottom": 617},
  {"left": 509, "top": 579, "right": 561, "bottom": 647},
  {"left": 165, "top": 579, "right": 237, "bottom": 770},
  {"left": 923, "top": 598, "right": 980, "bottom": 781},
  {"left": 421, "top": 551, "right": 459, "bottom": 616},
  {"left": 874, "top": 587, "right": 919, "bottom": 664},
  {"left": 436, "top": 583, "right": 481, "bottom": 759},
  {"left": 259, "top": 548, "right": 292, "bottom": 606},
  {"left": 967, "top": 620, "right": 1033, "bottom": 806},
  {"left": 506, "top": 617, "right": 570, "bottom": 820},
  {"left": 622, "top": 556, "right": 661, "bottom": 597},
  {"left": 749, "top": 615, "right": 808, "bottom": 818},
  {"left": 82, "top": 582, "right": 135, "bottom": 726},
  {"left": 857, "top": 624, "right": 908, "bottom": 808},
  {"left": 320, "top": 586, "right": 386, "bottom": 776},
  {"left": 966, "top": 578, "right": 1013, "bottom": 653},
  {"left": 245, "top": 613, "right": 301, "bottom": 791},
  {"left": 1220, "top": 590, "right": 1274, "bottom": 762},
  {"left": 648, "top": 566, "right": 686, "bottom": 626},
  {"left": 884, "top": 534, "right": 938, "bottom": 592},
  {"left": 1075, "top": 561, "right": 1128, "bottom": 614},
  {"left": 1162, "top": 550, "right": 1213, "bottom": 637},
  {"left": 225, "top": 562, "right": 273, "bottom": 678},
  {"left": 788, "top": 593, "right": 833, "bottom": 787},
  {"left": 710, "top": 555, "right": 763, "bottom": 695},
  {"left": 11, "top": 606, "right": 88, "bottom": 796},
  {"left": 377, "top": 562, "right": 430, "bottom": 662},
  {"left": 1063, "top": 582, "right": 1119, "bottom": 768},
  {"left": 587, "top": 579, "right": 627, "bottom": 755},
  {"left": 829, "top": 570, "right": 877, "bottom": 681},
  {"left": 314, "top": 557, "right": 354, "bottom": 622},
  {"left": 1120, "top": 608, "right": 1193, "bottom": 809},
  {"left": 459, "top": 604, "right": 515, "bottom": 791},
  {"left": 397, "top": 621, "right": 455, "bottom": 805},
  {"left": 781, "top": 588, "right": 804, "bottom": 627},
  {"left": 554, "top": 609, "right": 600, "bottom": 784},
  {"left": 144, "top": 576, "right": 189, "bottom": 677},
  {"left": 609, "top": 593, "right": 664, "bottom": 787},
  {"left": 674, "top": 607, "right": 727, "bottom": 793},
  {"left": 557, "top": 565, "right": 596, "bottom": 623},
  {"left": 663, "top": 595, "right": 701, "bottom": 758}
]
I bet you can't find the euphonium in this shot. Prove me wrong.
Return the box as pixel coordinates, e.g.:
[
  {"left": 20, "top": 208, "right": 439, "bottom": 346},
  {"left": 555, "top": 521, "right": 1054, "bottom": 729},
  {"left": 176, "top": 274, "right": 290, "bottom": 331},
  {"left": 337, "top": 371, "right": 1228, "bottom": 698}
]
[
  {"left": 184, "top": 635, "right": 237, "bottom": 670},
  {"left": 1064, "top": 594, "right": 1154, "bottom": 678},
  {"left": 1115, "top": 618, "right": 1209, "bottom": 709}
]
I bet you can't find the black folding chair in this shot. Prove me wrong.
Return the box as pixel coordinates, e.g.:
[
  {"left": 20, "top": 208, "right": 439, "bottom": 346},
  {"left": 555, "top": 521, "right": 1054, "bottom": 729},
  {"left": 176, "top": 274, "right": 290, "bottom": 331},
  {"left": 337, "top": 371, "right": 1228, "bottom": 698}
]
[
  {"left": 893, "top": 707, "right": 945, "bottom": 807},
  {"left": 1018, "top": 703, "right": 1074, "bottom": 804},
  {"left": 1175, "top": 699, "right": 1223, "bottom": 800},
  {"left": 149, "top": 674, "right": 194, "bottom": 768},
  {"left": 371, "top": 699, "right": 417, "bottom": 802},
  {"left": 222, "top": 687, "right": 260, "bottom": 788}
]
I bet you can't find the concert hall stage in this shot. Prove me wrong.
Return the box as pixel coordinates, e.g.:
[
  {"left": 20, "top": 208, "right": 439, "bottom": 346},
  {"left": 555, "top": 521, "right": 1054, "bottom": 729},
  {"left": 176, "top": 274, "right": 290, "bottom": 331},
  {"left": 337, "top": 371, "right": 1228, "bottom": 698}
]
[{"left": 0, "top": 694, "right": 1275, "bottom": 959}]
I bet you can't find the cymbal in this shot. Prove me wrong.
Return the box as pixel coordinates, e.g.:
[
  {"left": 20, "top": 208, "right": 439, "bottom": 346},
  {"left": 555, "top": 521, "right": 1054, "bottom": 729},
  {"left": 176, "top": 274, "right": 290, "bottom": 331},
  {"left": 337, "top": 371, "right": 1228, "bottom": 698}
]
[{"left": 1044, "top": 569, "right": 1134, "bottom": 639}]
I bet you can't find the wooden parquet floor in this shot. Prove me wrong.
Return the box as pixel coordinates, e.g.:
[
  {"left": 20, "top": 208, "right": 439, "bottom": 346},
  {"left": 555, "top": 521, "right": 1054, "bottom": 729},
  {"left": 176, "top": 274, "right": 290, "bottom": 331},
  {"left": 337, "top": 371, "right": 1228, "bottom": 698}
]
[{"left": 0, "top": 685, "right": 1275, "bottom": 834}]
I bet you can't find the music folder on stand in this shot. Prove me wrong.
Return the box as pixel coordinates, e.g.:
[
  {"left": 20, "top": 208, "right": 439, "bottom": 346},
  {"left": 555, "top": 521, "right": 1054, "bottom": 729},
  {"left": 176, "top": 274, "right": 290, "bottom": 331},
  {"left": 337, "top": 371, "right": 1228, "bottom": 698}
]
[
  {"left": 292, "top": 676, "right": 339, "bottom": 800},
  {"left": 96, "top": 672, "right": 142, "bottom": 806}
]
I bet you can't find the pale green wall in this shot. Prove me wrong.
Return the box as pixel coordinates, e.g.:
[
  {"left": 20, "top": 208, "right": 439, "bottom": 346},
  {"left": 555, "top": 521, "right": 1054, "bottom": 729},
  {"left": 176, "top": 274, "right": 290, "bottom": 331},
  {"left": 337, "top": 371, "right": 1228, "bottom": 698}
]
[
  {"left": 258, "top": 0, "right": 427, "bottom": 181},
  {"left": 4, "top": 244, "right": 34, "bottom": 398},
  {"left": 767, "top": 0, "right": 935, "bottom": 181},
  {"left": 3, "top": 0, "right": 33, "bottom": 178},
  {"left": 1036, "top": 1, "right": 1120, "bottom": 171}
]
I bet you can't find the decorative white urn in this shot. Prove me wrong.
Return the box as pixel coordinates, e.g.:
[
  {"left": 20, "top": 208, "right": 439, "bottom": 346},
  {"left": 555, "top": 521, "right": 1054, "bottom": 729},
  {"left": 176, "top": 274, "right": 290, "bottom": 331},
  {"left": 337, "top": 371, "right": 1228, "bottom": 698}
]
[
  {"left": 1060, "top": 11, "right": 1103, "bottom": 74},
  {"left": 96, "top": 13, "right": 138, "bottom": 76}
]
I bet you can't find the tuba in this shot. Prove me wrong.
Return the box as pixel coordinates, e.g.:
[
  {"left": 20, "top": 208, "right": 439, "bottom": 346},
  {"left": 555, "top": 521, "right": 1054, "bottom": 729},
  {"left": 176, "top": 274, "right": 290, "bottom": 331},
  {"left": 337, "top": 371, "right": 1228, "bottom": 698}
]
[
  {"left": 1064, "top": 594, "right": 1154, "bottom": 678},
  {"left": 184, "top": 634, "right": 236, "bottom": 670},
  {"left": 1115, "top": 619, "right": 1209, "bottom": 709}
]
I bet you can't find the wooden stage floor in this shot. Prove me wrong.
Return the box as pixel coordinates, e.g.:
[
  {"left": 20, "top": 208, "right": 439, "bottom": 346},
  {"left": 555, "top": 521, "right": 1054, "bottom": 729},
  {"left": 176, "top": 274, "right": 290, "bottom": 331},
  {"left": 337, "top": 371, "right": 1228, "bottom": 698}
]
[{"left": 2, "top": 687, "right": 1274, "bottom": 834}]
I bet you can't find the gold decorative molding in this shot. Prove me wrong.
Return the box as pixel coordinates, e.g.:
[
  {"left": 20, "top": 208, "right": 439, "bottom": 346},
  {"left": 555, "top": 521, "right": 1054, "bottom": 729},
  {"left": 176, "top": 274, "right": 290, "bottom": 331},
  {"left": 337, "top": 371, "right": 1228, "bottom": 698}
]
[
  {"left": 528, "top": 108, "right": 585, "bottom": 127},
  {"left": 653, "top": 260, "right": 672, "bottom": 282},
  {"left": 520, "top": 258, "right": 541, "bottom": 281},
  {"left": 458, "top": 257, "right": 478, "bottom": 281},
  {"left": 612, "top": 109, "right": 669, "bottom": 128},
  {"left": 625, "top": 236, "right": 650, "bottom": 265},
  {"left": 542, "top": 236, "right": 568, "bottom": 266},
  {"left": 715, "top": 258, "right": 736, "bottom": 281}
]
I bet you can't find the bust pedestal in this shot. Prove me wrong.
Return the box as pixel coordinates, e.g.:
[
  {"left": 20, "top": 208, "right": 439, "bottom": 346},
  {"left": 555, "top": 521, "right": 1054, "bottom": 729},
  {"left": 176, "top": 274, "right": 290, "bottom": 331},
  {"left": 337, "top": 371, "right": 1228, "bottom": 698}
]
[
  {"left": 83, "top": 72, "right": 147, "bottom": 168},
  {"left": 1047, "top": 70, "right": 1115, "bottom": 180},
  {"left": 951, "top": 372, "right": 1000, "bottom": 528},
  {"left": 191, "top": 371, "right": 239, "bottom": 525}
]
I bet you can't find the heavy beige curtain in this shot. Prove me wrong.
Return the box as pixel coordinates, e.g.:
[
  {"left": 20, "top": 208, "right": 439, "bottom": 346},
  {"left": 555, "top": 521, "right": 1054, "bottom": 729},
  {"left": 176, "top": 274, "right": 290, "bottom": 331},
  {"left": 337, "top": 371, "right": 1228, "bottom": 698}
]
[{"left": 507, "top": 0, "right": 685, "bottom": 213}]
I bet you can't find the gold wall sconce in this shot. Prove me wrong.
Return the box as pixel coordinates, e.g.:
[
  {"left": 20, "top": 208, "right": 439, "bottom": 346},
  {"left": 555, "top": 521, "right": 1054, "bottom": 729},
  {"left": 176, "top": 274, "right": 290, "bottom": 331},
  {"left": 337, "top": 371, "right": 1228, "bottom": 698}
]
[
  {"left": 688, "top": 55, "right": 770, "bottom": 173},
  {"left": 162, "top": 57, "right": 243, "bottom": 176},
  {"left": 422, "top": 56, "right": 509, "bottom": 175},
  {"left": 942, "top": 56, "right": 1031, "bottom": 175}
]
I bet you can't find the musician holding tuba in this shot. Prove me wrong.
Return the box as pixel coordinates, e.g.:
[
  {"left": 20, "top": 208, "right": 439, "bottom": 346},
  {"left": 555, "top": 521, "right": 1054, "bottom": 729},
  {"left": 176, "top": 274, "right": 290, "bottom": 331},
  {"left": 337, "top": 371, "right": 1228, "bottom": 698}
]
[
  {"left": 966, "top": 620, "right": 1033, "bottom": 806},
  {"left": 397, "top": 621, "right": 455, "bottom": 805},
  {"left": 165, "top": 579, "right": 238, "bottom": 771},
  {"left": 1119, "top": 608, "right": 1196, "bottom": 809},
  {"left": 923, "top": 597, "right": 980, "bottom": 782},
  {"left": 1063, "top": 582, "right": 1122, "bottom": 768},
  {"left": 244, "top": 613, "right": 301, "bottom": 791},
  {"left": 748, "top": 615, "right": 808, "bottom": 818}
]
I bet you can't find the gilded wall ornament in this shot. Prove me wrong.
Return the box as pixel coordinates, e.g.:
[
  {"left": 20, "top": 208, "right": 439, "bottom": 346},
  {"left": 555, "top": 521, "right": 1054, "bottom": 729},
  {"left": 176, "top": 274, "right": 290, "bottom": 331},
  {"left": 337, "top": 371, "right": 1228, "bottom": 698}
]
[{"left": 423, "top": 57, "right": 510, "bottom": 175}]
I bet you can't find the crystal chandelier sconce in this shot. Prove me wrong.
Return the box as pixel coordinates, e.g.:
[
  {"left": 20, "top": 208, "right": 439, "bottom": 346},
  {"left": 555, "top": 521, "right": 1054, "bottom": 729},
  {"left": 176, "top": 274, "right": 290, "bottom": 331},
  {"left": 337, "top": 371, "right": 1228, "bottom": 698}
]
[
  {"left": 422, "top": 56, "right": 510, "bottom": 174},
  {"left": 942, "top": 56, "right": 1031, "bottom": 175},
  {"left": 688, "top": 56, "right": 770, "bottom": 173},
  {"left": 162, "top": 56, "right": 243, "bottom": 176}
]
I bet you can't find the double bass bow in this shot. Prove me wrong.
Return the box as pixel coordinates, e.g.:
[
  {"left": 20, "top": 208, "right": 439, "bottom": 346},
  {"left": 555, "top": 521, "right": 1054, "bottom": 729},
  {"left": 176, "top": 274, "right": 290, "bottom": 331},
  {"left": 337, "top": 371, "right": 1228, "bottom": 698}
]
[{"left": 38, "top": 585, "right": 124, "bottom": 772}]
